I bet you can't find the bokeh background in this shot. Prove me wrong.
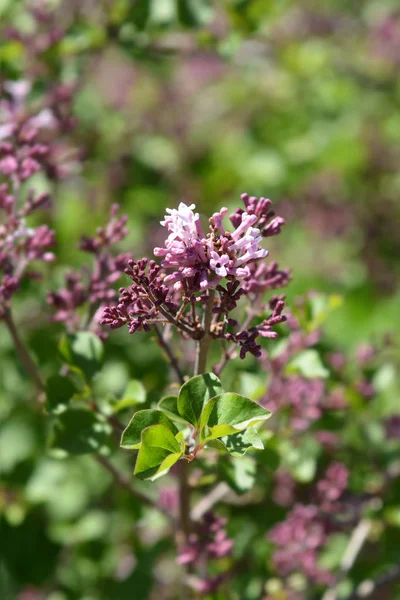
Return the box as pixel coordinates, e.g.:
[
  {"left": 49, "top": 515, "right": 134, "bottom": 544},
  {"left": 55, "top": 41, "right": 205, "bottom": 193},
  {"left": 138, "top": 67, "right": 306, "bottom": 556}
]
[{"left": 1, "top": 1, "right": 400, "bottom": 599}]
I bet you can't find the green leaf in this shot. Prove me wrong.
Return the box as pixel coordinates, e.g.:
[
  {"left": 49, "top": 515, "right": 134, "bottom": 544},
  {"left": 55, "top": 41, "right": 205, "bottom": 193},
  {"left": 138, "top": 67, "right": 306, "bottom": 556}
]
[
  {"left": 158, "top": 395, "right": 188, "bottom": 424},
  {"left": 120, "top": 409, "right": 178, "bottom": 450},
  {"left": 177, "top": 0, "right": 212, "bottom": 27},
  {"left": 286, "top": 349, "right": 329, "bottom": 379},
  {"left": 114, "top": 379, "right": 147, "bottom": 412},
  {"left": 49, "top": 408, "right": 112, "bottom": 455},
  {"left": 134, "top": 424, "right": 184, "bottom": 479},
  {"left": 219, "top": 426, "right": 264, "bottom": 457},
  {"left": 45, "top": 375, "right": 77, "bottom": 413},
  {"left": 280, "top": 437, "right": 320, "bottom": 483},
  {"left": 129, "top": 0, "right": 151, "bottom": 29},
  {"left": 219, "top": 456, "right": 257, "bottom": 495},
  {"left": 200, "top": 393, "right": 271, "bottom": 442},
  {"left": 318, "top": 534, "right": 349, "bottom": 570},
  {"left": 59, "top": 332, "right": 104, "bottom": 381},
  {"left": 178, "top": 373, "right": 223, "bottom": 427}
]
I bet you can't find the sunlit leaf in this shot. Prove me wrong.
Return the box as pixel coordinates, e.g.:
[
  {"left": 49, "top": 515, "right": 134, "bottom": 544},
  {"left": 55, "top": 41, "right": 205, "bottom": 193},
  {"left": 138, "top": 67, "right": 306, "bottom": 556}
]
[
  {"left": 120, "top": 409, "right": 178, "bottom": 450},
  {"left": 59, "top": 332, "right": 104, "bottom": 381},
  {"left": 178, "top": 373, "right": 223, "bottom": 427}
]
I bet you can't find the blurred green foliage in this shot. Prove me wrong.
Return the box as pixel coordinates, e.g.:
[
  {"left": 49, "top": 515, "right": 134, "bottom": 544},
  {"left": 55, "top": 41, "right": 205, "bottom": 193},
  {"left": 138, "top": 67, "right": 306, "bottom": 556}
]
[{"left": 1, "top": 1, "right": 400, "bottom": 599}]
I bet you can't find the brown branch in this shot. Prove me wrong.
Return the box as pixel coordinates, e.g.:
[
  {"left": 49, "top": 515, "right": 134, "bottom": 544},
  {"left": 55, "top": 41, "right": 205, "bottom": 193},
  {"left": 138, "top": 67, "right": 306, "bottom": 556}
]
[
  {"left": 191, "top": 482, "right": 230, "bottom": 522},
  {"left": 94, "top": 455, "right": 161, "bottom": 511},
  {"left": 2, "top": 307, "right": 167, "bottom": 517},
  {"left": 3, "top": 307, "right": 45, "bottom": 396},
  {"left": 345, "top": 563, "right": 400, "bottom": 599},
  {"left": 322, "top": 519, "right": 372, "bottom": 600},
  {"left": 177, "top": 457, "right": 191, "bottom": 541}
]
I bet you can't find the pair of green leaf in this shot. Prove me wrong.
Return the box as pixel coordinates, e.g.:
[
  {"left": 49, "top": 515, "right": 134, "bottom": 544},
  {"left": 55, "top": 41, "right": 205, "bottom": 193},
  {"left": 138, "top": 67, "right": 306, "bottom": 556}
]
[
  {"left": 49, "top": 408, "right": 113, "bottom": 456},
  {"left": 121, "top": 374, "right": 271, "bottom": 480},
  {"left": 59, "top": 332, "right": 104, "bottom": 382},
  {"left": 46, "top": 332, "right": 104, "bottom": 413},
  {"left": 120, "top": 409, "right": 184, "bottom": 479}
]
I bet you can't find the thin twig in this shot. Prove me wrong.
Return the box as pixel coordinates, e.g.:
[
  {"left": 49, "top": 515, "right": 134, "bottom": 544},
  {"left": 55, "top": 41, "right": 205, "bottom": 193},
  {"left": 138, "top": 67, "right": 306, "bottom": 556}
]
[
  {"left": 146, "top": 285, "right": 195, "bottom": 338},
  {"left": 153, "top": 324, "right": 185, "bottom": 384},
  {"left": 178, "top": 457, "right": 191, "bottom": 541},
  {"left": 95, "top": 455, "right": 162, "bottom": 511},
  {"left": 2, "top": 308, "right": 165, "bottom": 516},
  {"left": 214, "top": 306, "right": 257, "bottom": 377},
  {"left": 3, "top": 307, "right": 45, "bottom": 396},
  {"left": 345, "top": 562, "right": 400, "bottom": 599},
  {"left": 191, "top": 482, "right": 230, "bottom": 522},
  {"left": 322, "top": 519, "right": 372, "bottom": 600}
]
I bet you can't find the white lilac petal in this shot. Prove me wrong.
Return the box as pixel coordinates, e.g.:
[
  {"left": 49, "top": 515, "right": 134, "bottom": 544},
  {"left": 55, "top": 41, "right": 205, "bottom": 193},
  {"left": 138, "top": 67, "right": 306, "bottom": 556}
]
[
  {"left": 4, "top": 80, "right": 31, "bottom": 103},
  {"left": 215, "top": 265, "right": 228, "bottom": 276},
  {"left": 209, "top": 252, "right": 230, "bottom": 277},
  {"left": 235, "top": 248, "right": 268, "bottom": 266},
  {"left": 199, "top": 271, "right": 209, "bottom": 289},
  {"left": 228, "top": 267, "right": 250, "bottom": 277},
  {"left": 0, "top": 123, "right": 14, "bottom": 141},
  {"left": 211, "top": 207, "right": 228, "bottom": 233},
  {"left": 230, "top": 212, "right": 258, "bottom": 241},
  {"left": 29, "top": 109, "right": 57, "bottom": 130}
]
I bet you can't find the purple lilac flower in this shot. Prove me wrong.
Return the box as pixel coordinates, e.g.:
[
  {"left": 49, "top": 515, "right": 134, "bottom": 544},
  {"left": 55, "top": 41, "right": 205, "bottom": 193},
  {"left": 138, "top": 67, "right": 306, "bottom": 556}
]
[
  {"left": 355, "top": 343, "right": 376, "bottom": 366},
  {"left": 273, "top": 471, "right": 296, "bottom": 507},
  {"left": 327, "top": 351, "right": 346, "bottom": 372},
  {"left": 159, "top": 486, "right": 179, "bottom": 516},
  {"left": 48, "top": 205, "right": 132, "bottom": 335},
  {"left": 154, "top": 199, "right": 271, "bottom": 291},
  {"left": 102, "top": 194, "right": 288, "bottom": 360},
  {"left": 315, "top": 462, "right": 349, "bottom": 513},
  {"left": 269, "top": 504, "right": 334, "bottom": 586},
  {"left": 263, "top": 376, "right": 325, "bottom": 431},
  {"left": 0, "top": 78, "right": 78, "bottom": 317},
  {"left": 315, "top": 431, "right": 340, "bottom": 450},
  {"left": 324, "top": 387, "right": 347, "bottom": 410},
  {"left": 385, "top": 416, "right": 400, "bottom": 439},
  {"left": 371, "top": 13, "right": 400, "bottom": 70},
  {"left": 177, "top": 512, "right": 233, "bottom": 566},
  {"left": 269, "top": 463, "right": 348, "bottom": 586}
]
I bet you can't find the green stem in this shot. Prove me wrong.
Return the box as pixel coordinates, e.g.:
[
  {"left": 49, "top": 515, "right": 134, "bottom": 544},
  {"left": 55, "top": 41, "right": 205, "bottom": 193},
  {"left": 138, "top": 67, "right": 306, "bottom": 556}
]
[
  {"left": 177, "top": 291, "right": 215, "bottom": 596},
  {"left": 194, "top": 290, "right": 215, "bottom": 376}
]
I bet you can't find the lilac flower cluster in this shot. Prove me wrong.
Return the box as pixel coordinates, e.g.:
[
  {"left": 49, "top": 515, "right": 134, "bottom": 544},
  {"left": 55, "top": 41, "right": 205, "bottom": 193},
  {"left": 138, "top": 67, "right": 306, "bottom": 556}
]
[
  {"left": 177, "top": 512, "right": 233, "bottom": 564},
  {"left": 264, "top": 376, "right": 325, "bottom": 431},
  {"left": 0, "top": 81, "right": 68, "bottom": 317},
  {"left": 272, "top": 470, "right": 296, "bottom": 507},
  {"left": 154, "top": 195, "right": 282, "bottom": 291},
  {"left": 177, "top": 512, "right": 233, "bottom": 593},
  {"left": 48, "top": 204, "right": 131, "bottom": 334},
  {"left": 260, "top": 307, "right": 351, "bottom": 430},
  {"left": 269, "top": 462, "right": 348, "bottom": 586},
  {"left": 315, "top": 462, "right": 349, "bottom": 513},
  {"left": 0, "top": 80, "right": 77, "bottom": 180},
  {"left": 385, "top": 416, "right": 400, "bottom": 439},
  {"left": 102, "top": 194, "right": 288, "bottom": 359},
  {"left": 371, "top": 13, "right": 400, "bottom": 70}
]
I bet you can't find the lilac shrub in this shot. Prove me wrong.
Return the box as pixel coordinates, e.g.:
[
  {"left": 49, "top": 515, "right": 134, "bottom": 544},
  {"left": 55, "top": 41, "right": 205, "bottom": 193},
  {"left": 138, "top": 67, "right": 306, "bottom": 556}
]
[{"left": 2, "top": 113, "right": 399, "bottom": 596}]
